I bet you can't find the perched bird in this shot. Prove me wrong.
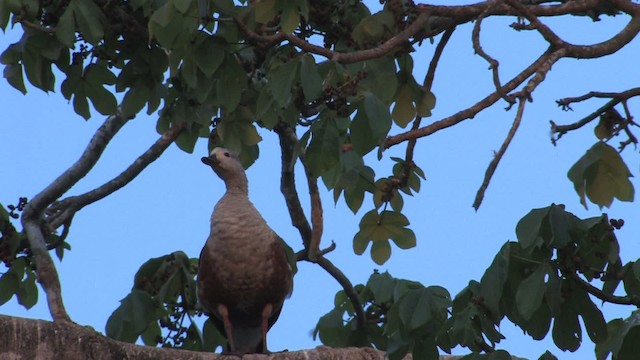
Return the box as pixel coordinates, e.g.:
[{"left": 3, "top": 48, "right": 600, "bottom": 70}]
[{"left": 197, "top": 147, "right": 293, "bottom": 354}]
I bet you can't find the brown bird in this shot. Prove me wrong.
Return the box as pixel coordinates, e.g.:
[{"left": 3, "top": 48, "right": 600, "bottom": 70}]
[{"left": 197, "top": 147, "right": 293, "bottom": 354}]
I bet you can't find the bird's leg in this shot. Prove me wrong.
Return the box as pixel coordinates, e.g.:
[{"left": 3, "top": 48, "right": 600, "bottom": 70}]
[
  {"left": 260, "top": 303, "right": 274, "bottom": 353},
  {"left": 217, "top": 304, "right": 236, "bottom": 353}
]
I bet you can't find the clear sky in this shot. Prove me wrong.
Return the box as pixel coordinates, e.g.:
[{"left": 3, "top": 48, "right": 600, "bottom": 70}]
[{"left": 1, "top": 3, "right": 639, "bottom": 359}]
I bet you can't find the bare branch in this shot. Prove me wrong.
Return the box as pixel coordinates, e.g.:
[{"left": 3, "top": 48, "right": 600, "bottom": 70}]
[
  {"left": 275, "top": 125, "right": 313, "bottom": 249},
  {"left": 472, "top": 0, "right": 513, "bottom": 104},
  {"left": 385, "top": 49, "right": 555, "bottom": 148},
  {"left": 551, "top": 88, "right": 640, "bottom": 143},
  {"left": 237, "top": 12, "right": 435, "bottom": 64},
  {"left": 46, "top": 124, "right": 185, "bottom": 230},
  {"left": 21, "top": 114, "right": 128, "bottom": 322},
  {"left": 473, "top": 97, "right": 527, "bottom": 210}
]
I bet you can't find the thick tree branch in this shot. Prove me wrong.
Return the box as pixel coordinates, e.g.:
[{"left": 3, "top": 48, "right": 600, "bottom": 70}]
[
  {"left": 45, "top": 124, "right": 185, "bottom": 231},
  {"left": 20, "top": 114, "right": 128, "bottom": 322},
  {"left": 473, "top": 97, "right": 526, "bottom": 210},
  {"left": 0, "top": 314, "right": 394, "bottom": 360}
]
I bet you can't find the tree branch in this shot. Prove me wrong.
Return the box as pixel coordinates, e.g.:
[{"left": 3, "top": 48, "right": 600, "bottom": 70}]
[
  {"left": 0, "top": 314, "right": 390, "bottom": 360},
  {"left": 275, "top": 125, "right": 313, "bottom": 249},
  {"left": 473, "top": 97, "right": 527, "bottom": 211},
  {"left": 20, "top": 114, "right": 128, "bottom": 322},
  {"left": 385, "top": 49, "right": 555, "bottom": 147},
  {"left": 563, "top": 269, "right": 640, "bottom": 307},
  {"left": 45, "top": 124, "right": 185, "bottom": 231},
  {"left": 551, "top": 88, "right": 640, "bottom": 143}
]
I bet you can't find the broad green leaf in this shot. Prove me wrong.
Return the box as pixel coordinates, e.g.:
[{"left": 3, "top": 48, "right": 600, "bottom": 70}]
[
  {"left": 300, "top": 54, "right": 323, "bottom": 101},
  {"left": 353, "top": 210, "right": 415, "bottom": 264},
  {"left": 0, "top": 272, "right": 19, "bottom": 305},
  {"left": 269, "top": 59, "right": 299, "bottom": 107},
  {"left": 574, "top": 286, "right": 607, "bottom": 343},
  {"left": 3, "top": 64, "right": 26, "bottom": 94},
  {"left": 175, "top": 127, "right": 200, "bottom": 153},
  {"left": 105, "top": 290, "right": 161, "bottom": 343},
  {"left": 361, "top": 56, "right": 397, "bottom": 103},
  {"left": 350, "top": 93, "right": 392, "bottom": 156},
  {"left": 367, "top": 271, "right": 396, "bottom": 304},
  {"left": 392, "top": 84, "right": 416, "bottom": 128},
  {"left": 479, "top": 242, "right": 509, "bottom": 320},
  {"left": 306, "top": 117, "right": 341, "bottom": 177},
  {"left": 568, "top": 141, "right": 634, "bottom": 209},
  {"left": 121, "top": 84, "right": 151, "bottom": 118},
  {"left": 73, "top": 89, "right": 91, "bottom": 120},
  {"left": 16, "top": 270, "right": 38, "bottom": 309},
  {"left": 351, "top": 10, "right": 394, "bottom": 46},
  {"left": 194, "top": 37, "right": 225, "bottom": 77},
  {"left": 596, "top": 312, "right": 640, "bottom": 360},
  {"left": 371, "top": 239, "right": 392, "bottom": 265},
  {"left": 279, "top": 1, "right": 299, "bottom": 34},
  {"left": 202, "top": 319, "right": 227, "bottom": 352},
  {"left": 254, "top": 0, "right": 277, "bottom": 23},
  {"left": 515, "top": 206, "right": 550, "bottom": 251},
  {"left": 215, "top": 56, "right": 246, "bottom": 112},
  {"left": 515, "top": 263, "right": 548, "bottom": 320},
  {"left": 55, "top": 5, "right": 76, "bottom": 48},
  {"left": 140, "top": 321, "right": 161, "bottom": 346},
  {"left": 73, "top": 0, "right": 106, "bottom": 45},
  {"left": 552, "top": 293, "right": 581, "bottom": 351},
  {"left": 416, "top": 90, "right": 436, "bottom": 117}
]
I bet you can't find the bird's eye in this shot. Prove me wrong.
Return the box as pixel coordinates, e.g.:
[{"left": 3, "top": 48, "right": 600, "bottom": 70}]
[{"left": 224, "top": 152, "right": 230, "bottom": 157}]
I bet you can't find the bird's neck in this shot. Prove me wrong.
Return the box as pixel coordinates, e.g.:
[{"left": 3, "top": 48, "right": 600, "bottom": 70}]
[{"left": 224, "top": 173, "right": 249, "bottom": 195}]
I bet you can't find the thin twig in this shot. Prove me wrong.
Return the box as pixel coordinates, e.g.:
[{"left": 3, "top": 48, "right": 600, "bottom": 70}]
[
  {"left": 564, "top": 268, "right": 640, "bottom": 307},
  {"left": 385, "top": 49, "right": 555, "bottom": 148},
  {"left": 473, "top": 97, "right": 526, "bottom": 210},
  {"left": 21, "top": 113, "right": 128, "bottom": 322},
  {"left": 472, "top": 0, "right": 513, "bottom": 104},
  {"left": 46, "top": 124, "right": 185, "bottom": 230}
]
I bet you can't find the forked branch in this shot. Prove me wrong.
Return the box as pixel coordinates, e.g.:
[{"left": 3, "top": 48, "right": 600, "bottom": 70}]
[{"left": 21, "top": 113, "right": 129, "bottom": 321}]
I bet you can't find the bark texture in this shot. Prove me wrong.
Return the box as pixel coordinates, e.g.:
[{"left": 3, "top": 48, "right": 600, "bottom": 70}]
[{"left": 0, "top": 315, "right": 465, "bottom": 360}]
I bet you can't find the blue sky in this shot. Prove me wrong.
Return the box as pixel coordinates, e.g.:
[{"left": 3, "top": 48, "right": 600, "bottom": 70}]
[{"left": 2, "top": 3, "right": 640, "bottom": 359}]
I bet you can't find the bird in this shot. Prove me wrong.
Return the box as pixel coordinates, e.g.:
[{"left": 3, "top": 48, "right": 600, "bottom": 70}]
[{"left": 197, "top": 147, "right": 293, "bottom": 354}]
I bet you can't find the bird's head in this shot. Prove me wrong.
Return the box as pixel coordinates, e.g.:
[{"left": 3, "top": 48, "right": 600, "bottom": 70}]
[{"left": 201, "top": 148, "right": 245, "bottom": 180}]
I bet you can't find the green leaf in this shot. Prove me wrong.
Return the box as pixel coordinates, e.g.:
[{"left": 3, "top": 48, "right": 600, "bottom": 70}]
[
  {"left": 73, "top": 0, "right": 107, "bottom": 45},
  {"left": 194, "top": 37, "right": 225, "bottom": 77},
  {"left": 254, "top": 0, "right": 277, "bottom": 23},
  {"left": 0, "top": 271, "right": 19, "bottom": 305},
  {"left": 3, "top": 64, "right": 26, "bottom": 94},
  {"left": 269, "top": 59, "right": 299, "bottom": 107},
  {"left": 479, "top": 242, "right": 509, "bottom": 320},
  {"left": 515, "top": 206, "right": 550, "bottom": 251},
  {"left": 416, "top": 90, "right": 436, "bottom": 117},
  {"left": 353, "top": 210, "right": 415, "bottom": 265},
  {"left": 350, "top": 93, "right": 392, "bottom": 156},
  {"left": 306, "top": 116, "right": 341, "bottom": 177},
  {"left": 568, "top": 141, "right": 634, "bottom": 209},
  {"left": 55, "top": 5, "right": 76, "bottom": 48},
  {"left": 300, "top": 54, "right": 323, "bottom": 101},
  {"left": 552, "top": 292, "right": 581, "bottom": 352},
  {"left": 140, "top": 321, "right": 161, "bottom": 346},
  {"left": 392, "top": 84, "right": 416, "bottom": 128},
  {"left": 215, "top": 56, "right": 246, "bottom": 112},
  {"left": 175, "top": 127, "right": 200, "bottom": 153},
  {"left": 121, "top": 84, "right": 151, "bottom": 118},
  {"left": 515, "top": 263, "right": 548, "bottom": 320},
  {"left": 202, "top": 319, "right": 227, "bottom": 352},
  {"left": 105, "top": 290, "right": 161, "bottom": 343},
  {"left": 279, "top": 1, "right": 300, "bottom": 34},
  {"left": 16, "top": 270, "right": 38, "bottom": 309},
  {"left": 367, "top": 271, "right": 396, "bottom": 304},
  {"left": 574, "top": 286, "right": 607, "bottom": 343},
  {"left": 73, "top": 89, "right": 91, "bottom": 120}
]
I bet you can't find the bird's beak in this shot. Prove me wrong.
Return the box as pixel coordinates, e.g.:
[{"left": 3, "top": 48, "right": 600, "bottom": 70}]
[{"left": 201, "top": 156, "right": 215, "bottom": 166}]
